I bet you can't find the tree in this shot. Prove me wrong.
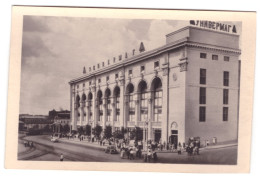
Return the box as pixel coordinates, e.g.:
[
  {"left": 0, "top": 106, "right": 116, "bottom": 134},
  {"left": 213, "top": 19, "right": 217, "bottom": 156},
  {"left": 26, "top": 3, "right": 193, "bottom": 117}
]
[
  {"left": 130, "top": 126, "right": 143, "bottom": 141},
  {"left": 78, "top": 126, "right": 84, "bottom": 135},
  {"left": 85, "top": 125, "right": 91, "bottom": 136},
  {"left": 63, "top": 124, "right": 70, "bottom": 133},
  {"left": 92, "top": 124, "right": 102, "bottom": 139},
  {"left": 113, "top": 130, "right": 124, "bottom": 139},
  {"left": 104, "top": 125, "right": 112, "bottom": 139}
]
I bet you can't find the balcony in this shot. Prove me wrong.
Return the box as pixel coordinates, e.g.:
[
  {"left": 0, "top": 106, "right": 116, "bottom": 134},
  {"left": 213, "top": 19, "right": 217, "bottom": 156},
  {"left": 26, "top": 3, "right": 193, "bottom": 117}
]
[
  {"left": 152, "top": 121, "right": 162, "bottom": 127},
  {"left": 127, "top": 121, "right": 135, "bottom": 127}
]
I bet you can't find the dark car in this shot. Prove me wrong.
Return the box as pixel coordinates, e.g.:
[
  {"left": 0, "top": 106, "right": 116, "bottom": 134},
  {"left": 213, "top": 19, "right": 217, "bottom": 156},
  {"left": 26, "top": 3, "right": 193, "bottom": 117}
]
[{"left": 105, "top": 145, "right": 117, "bottom": 154}]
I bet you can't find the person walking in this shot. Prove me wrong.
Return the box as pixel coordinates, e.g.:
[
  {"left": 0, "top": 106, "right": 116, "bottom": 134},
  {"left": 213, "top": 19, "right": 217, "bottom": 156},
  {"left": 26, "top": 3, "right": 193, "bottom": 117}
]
[{"left": 60, "top": 153, "right": 64, "bottom": 161}]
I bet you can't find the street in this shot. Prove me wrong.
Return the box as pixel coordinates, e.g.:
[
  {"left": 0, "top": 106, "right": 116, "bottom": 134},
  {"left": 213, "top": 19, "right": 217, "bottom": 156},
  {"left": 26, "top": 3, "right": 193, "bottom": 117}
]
[{"left": 18, "top": 135, "right": 237, "bottom": 164}]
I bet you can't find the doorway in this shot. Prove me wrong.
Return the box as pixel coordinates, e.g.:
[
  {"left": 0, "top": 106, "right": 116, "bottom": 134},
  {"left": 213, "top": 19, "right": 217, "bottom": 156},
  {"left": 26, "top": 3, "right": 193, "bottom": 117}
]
[{"left": 170, "top": 130, "right": 178, "bottom": 149}]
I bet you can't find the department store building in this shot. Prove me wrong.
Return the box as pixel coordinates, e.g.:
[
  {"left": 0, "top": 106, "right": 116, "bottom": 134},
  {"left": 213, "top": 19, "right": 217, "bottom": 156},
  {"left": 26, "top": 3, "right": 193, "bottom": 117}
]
[{"left": 69, "top": 25, "right": 241, "bottom": 145}]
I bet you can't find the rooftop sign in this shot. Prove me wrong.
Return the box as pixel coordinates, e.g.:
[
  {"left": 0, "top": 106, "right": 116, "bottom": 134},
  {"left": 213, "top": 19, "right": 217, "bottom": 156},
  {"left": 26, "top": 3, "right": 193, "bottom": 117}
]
[{"left": 190, "top": 20, "right": 237, "bottom": 34}]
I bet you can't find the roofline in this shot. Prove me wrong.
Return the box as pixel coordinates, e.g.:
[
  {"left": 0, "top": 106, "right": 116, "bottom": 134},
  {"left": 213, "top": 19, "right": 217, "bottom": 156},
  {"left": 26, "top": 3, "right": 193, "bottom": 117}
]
[{"left": 69, "top": 26, "right": 241, "bottom": 85}]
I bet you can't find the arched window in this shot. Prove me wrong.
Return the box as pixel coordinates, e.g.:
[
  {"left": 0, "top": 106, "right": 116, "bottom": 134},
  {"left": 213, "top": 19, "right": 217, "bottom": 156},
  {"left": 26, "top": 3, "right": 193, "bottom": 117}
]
[
  {"left": 88, "top": 92, "right": 93, "bottom": 122},
  {"left": 97, "top": 90, "right": 103, "bottom": 122},
  {"left": 138, "top": 81, "right": 148, "bottom": 122},
  {"left": 151, "top": 77, "right": 162, "bottom": 122},
  {"left": 76, "top": 95, "right": 80, "bottom": 121},
  {"left": 82, "top": 93, "right": 87, "bottom": 121},
  {"left": 126, "top": 83, "right": 135, "bottom": 122},
  {"left": 105, "top": 88, "right": 111, "bottom": 122},
  {"left": 114, "top": 86, "right": 120, "bottom": 122}
]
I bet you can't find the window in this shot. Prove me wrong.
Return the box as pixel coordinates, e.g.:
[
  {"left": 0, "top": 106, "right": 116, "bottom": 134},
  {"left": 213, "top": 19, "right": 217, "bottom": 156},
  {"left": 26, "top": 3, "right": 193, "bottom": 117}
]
[
  {"left": 212, "top": 55, "right": 218, "bottom": 60},
  {"left": 223, "top": 71, "right": 229, "bottom": 86},
  {"left": 223, "top": 107, "right": 228, "bottom": 121},
  {"left": 115, "top": 73, "right": 119, "bottom": 79},
  {"left": 113, "top": 57, "right": 116, "bottom": 63},
  {"left": 102, "top": 62, "right": 105, "bottom": 67},
  {"left": 141, "top": 92, "right": 148, "bottom": 121},
  {"left": 106, "top": 76, "right": 109, "bottom": 81},
  {"left": 154, "top": 61, "right": 159, "bottom": 69},
  {"left": 83, "top": 83, "right": 85, "bottom": 87},
  {"left": 200, "top": 53, "right": 207, "bottom": 59},
  {"left": 119, "top": 55, "right": 122, "bottom": 61},
  {"left": 98, "top": 78, "right": 101, "bottom": 83},
  {"left": 107, "top": 59, "right": 110, "bottom": 65},
  {"left": 77, "top": 85, "right": 79, "bottom": 89},
  {"left": 107, "top": 97, "right": 111, "bottom": 121},
  {"left": 141, "top": 65, "right": 145, "bottom": 73},
  {"left": 223, "top": 89, "right": 229, "bottom": 104},
  {"left": 224, "top": 56, "right": 230, "bottom": 62},
  {"left": 89, "top": 81, "right": 92, "bottom": 86},
  {"left": 129, "top": 95, "right": 135, "bottom": 122},
  {"left": 89, "top": 67, "right": 91, "bottom": 72},
  {"left": 154, "top": 90, "right": 162, "bottom": 122},
  {"left": 115, "top": 93, "right": 120, "bottom": 122},
  {"left": 97, "top": 63, "right": 100, "bottom": 69},
  {"left": 200, "top": 69, "right": 206, "bottom": 85},
  {"left": 129, "top": 69, "right": 133, "bottom": 76},
  {"left": 200, "top": 87, "right": 206, "bottom": 104},
  {"left": 199, "top": 106, "right": 206, "bottom": 122},
  {"left": 93, "top": 66, "right": 95, "bottom": 71}
]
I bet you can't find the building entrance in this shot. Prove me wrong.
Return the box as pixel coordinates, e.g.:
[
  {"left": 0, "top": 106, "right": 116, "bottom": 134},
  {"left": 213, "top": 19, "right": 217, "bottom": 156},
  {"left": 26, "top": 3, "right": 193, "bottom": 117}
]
[
  {"left": 170, "top": 130, "right": 178, "bottom": 149},
  {"left": 154, "top": 129, "right": 161, "bottom": 143}
]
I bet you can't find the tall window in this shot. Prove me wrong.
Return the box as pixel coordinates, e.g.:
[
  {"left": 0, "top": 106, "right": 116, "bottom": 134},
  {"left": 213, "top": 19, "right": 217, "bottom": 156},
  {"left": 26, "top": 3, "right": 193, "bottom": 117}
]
[
  {"left": 106, "top": 76, "right": 109, "bottom": 82},
  {"left": 106, "top": 89, "right": 111, "bottom": 122},
  {"left": 97, "top": 91, "right": 103, "bottom": 122},
  {"left": 223, "top": 89, "right": 229, "bottom": 104},
  {"left": 152, "top": 77, "right": 162, "bottom": 122},
  {"left": 199, "top": 106, "right": 206, "bottom": 122},
  {"left": 88, "top": 93, "right": 93, "bottom": 122},
  {"left": 224, "top": 71, "right": 229, "bottom": 86},
  {"left": 154, "top": 91, "right": 162, "bottom": 122},
  {"left": 107, "top": 97, "right": 111, "bottom": 121},
  {"left": 114, "top": 87, "right": 120, "bottom": 122},
  {"left": 138, "top": 81, "right": 148, "bottom": 122},
  {"left": 200, "top": 87, "right": 206, "bottom": 104},
  {"left": 115, "top": 73, "right": 119, "bottom": 79},
  {"left": 129, "top": 95, "right": 135, "bottom": 122},
  {"left": 200, "top": 69, "right": 206, "bottom": 85},
  {"left": 127, "top": 84, "right": 135, "bottom": 122},
  {"left": 223, "top": 107, "right": 228, "bottom": 121}
]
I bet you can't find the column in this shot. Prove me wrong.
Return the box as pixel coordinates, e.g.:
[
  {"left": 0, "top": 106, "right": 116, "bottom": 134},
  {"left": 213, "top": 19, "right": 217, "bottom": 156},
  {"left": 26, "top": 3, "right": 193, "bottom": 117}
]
[
  {"left": 162, "top": 61, "right": 169, "bottom": 144},
  {"left": 80, "top": 102, "right": 84, "bottom": 126},
  {"left": 147, "top": 96, "right": 153, "bottom": 140},
  {"left": 71, "top": 85, "right": 76, "bottom": 131},
  {"left": 134, "top": 97, "right": 139, "bottom": 126}
]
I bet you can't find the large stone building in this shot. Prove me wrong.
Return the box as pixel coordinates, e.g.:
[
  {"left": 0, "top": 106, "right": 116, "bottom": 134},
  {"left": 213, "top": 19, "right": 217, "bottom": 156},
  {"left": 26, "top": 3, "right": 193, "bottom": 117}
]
[{"left": 69, "top": 25, "right": 241, "bottom": 146}]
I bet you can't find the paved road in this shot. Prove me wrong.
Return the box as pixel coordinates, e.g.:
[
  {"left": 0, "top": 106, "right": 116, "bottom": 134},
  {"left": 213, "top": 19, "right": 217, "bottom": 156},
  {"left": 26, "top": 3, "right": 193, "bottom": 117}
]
[{"left": 18, "top": 135, "right": 237, "bottom": 164}]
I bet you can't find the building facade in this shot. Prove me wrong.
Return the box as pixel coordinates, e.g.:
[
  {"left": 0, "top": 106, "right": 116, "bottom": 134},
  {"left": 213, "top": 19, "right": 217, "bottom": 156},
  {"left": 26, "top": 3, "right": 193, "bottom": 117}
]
[{"left": 69, "top": 26, "right": 241, "bottom": 145}]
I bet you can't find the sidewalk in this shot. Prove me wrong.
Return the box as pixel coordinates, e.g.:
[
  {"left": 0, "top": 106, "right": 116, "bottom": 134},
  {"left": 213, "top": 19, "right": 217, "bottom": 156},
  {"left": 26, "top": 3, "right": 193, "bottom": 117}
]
[{"left": 58, "top": 138, "right": 108, "bottom": 151}]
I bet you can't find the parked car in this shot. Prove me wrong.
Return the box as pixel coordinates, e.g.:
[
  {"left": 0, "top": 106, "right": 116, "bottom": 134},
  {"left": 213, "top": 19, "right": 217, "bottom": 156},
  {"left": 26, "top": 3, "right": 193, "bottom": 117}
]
[
  {"left": 51, "top": 137, "right": 59, "bottom": 143},
  {"left": 105, "top": 145, "right": 117, "bottom": 154}
]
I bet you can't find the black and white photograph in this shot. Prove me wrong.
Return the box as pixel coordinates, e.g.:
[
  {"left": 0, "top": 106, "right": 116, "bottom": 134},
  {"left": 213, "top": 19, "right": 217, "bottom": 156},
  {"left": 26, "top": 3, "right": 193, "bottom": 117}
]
[{"left": 4, "top": 6, "right": 256, "bottom": 173}]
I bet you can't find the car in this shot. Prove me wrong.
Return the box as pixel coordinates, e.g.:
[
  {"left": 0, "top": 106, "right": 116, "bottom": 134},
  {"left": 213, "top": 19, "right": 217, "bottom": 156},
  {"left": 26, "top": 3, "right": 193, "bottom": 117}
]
[
  {"left": 105, "top": 145, "right": 117, "bottom": 154},
  {"left": 51, "top": 137, "right": 59, "bottom": 143}
]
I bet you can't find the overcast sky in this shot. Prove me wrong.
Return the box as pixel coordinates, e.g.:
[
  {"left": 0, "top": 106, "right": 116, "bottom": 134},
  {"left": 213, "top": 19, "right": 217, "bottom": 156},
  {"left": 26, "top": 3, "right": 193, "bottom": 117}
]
[{"left": 19, "top": 16, "right": 241, "bottom": 115}]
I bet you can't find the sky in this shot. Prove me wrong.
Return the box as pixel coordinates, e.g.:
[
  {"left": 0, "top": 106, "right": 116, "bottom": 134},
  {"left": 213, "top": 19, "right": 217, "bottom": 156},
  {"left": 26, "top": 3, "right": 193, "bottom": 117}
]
[
  {"left": 19, "top": 16, "right": 241, "bottom": 115},
  {"left": 20, "top": 16, "right": 189, "bottom": 115}
]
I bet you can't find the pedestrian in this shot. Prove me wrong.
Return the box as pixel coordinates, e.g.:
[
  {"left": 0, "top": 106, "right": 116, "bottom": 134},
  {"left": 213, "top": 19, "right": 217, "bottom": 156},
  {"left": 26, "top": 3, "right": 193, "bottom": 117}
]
[
  {"left": 23, "top": 141, "right": 27, "bottom": 147},
  {"left": 60, "top": 153, "right": 64, "bottom": 161}
]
